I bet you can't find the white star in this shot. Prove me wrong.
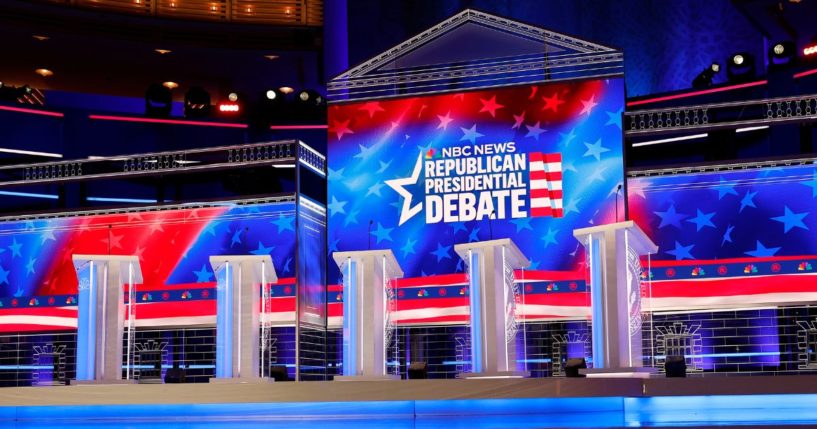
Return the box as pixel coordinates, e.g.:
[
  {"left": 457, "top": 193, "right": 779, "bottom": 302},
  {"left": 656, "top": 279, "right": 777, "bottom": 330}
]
[
  {"left": 580, "top": 94, "right": 598, "bottom": 115},
  {"left": 385, "top": 154, "right": 424, "bottom": 226},
  {"left": 40, "top": 230, "right": 56, "bottom": 244},
  {"left": 437, "top": 111, "right": 453, "bottom": 130}
]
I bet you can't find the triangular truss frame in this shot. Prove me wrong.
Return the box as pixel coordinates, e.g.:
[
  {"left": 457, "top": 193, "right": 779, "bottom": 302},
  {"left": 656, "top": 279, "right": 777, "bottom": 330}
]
[{"left": 328, "top": 9, "right": 623, "bottom": 103}]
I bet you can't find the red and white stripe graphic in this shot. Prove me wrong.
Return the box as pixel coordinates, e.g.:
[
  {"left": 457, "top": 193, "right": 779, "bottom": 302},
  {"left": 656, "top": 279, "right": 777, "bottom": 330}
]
[{"left": 529, "top": 152, "right": 563, "bottom": 218}]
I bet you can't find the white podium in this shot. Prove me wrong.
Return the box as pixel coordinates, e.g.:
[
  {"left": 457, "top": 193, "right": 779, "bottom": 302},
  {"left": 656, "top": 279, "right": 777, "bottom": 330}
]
[
  {"left": 72, "top": 254, "right": 143, "bottom": 383},
  {"left": 209, "top": 255, "right": 276, "bottom": 382},
  {"left": 573, "top": 221, "right": 658, "bottom": 375},
  {"left": 454, "top": 239, "right": 530, "bottom": 377},
  {"left": 332, "top": 250, "right": 403, "bottom": 379}
]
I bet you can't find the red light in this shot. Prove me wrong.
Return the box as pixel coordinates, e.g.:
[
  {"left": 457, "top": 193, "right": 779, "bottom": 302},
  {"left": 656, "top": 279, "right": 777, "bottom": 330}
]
[
  {"left": 804, "top": 44, "right": 817, "bottom": 57},
  {"left": 218, "top": 103, "right": 240, "bottom": 113}
]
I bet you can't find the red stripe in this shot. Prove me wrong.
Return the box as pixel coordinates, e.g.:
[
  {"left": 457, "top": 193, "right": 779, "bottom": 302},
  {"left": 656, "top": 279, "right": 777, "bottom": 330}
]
[
  {"left": 551, "top": 209, "right": 564, "bottom": 218},
  {"left": 0, "top": 307, "right": 77, "bottom": 316},
  {"left": 520, "top": 292, "right": 590, "bottom": 306},
  {"left": 626, "top": 80, "right": 768, "bottom": 107},
  {"left": 0, "top": 105, "right": 64, "bottom": 118},
  {"left": 528, "top": 152, "right": 543, "bottom": 162},
  {"left": 516, "top": 270, "right": 583, "bottom": 281},
  {"left": 396, "top": 297, "right": 468, "bottom": 310},
  {"left": 542, "top": 153, "right": 562, "bottom": 163},
  {"left": 395, "top": 273, "right": 467, "bottom": 288},
  {"left": 269, "top": 125, "right": 328, "bottom": 130},
  {"left": 328, "top": 302, "right": 342, "bottom": 317},
  {"left": 650, "top": 274, "right": 817, "bottom": 298},
  {"left": 133, "top": 301, "right": 214, "bottom": 319},
  {"left": 543, "top": 171, "right": 563, "bottom": 181},
  {"left": 530, "top": 189, "right": 552, "bottom": 198},
  {"left": 531, "top": 207, "right": 552, "bottom": 217},
  {"left": 400, "top": 315, "right": 469, "bottom": 325},
  {"left": 547, "top": 189, "right": 563, "bottom": 199},
  {"left": 647, "top": 255, "right": 817, "bottom": 267},
  {"left": 89, "top": 115, "right": 248, "bottom": 129},
  {"left": 0, "top": 324, "right": 75, "bottom": 333},
  {"left": 529, "top": 170, "right": 548, "bottom": 180}
]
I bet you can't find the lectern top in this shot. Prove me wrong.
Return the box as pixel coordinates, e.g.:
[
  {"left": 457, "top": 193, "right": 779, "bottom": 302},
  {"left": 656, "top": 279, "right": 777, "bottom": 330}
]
[
  {"left": 332, "top": 249, "right": 403, "bottom": 278},
  {"left": 454, "top": 238, "right": 531, "bottom": 269},
  {"left": 71, "top": 254, "right": 144, "bottom": 284},
  {"left": 573, "top": 221, "right": 658, "bottom": 255},
  {"left": 209, "top": 255, "right": 277, "bottom": 284}
]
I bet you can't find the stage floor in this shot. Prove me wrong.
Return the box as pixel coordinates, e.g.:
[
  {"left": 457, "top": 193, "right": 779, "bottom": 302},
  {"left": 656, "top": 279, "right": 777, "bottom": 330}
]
[{"left": 1, "top": 376, "right": 817, "bottom": 428}]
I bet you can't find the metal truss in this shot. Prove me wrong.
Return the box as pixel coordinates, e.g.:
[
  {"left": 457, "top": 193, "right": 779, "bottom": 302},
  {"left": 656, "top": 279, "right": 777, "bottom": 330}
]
[
  {"left": 328, "top": 9, "right": 623, "bottom": 102},
  {"left": 625, "top": 94, "right": 817, "bottom": 137}
]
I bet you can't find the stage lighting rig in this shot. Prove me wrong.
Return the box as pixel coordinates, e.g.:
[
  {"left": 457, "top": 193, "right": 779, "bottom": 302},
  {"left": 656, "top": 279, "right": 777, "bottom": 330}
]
[
  {"left": 769, "top": 41, "right": 796, "bottom": 69},
  {"left": 293, "top": 89, "right": 326, "bottom": 123},
  {"left": 692, "top": 62, "right": 720, "bottom": 88},
  {"left": 726, "top": 52, "right": 756, "bottom": 82},
  {"left": 184, "top": 86, "right": 211, "bottom": 118},
  {"left": 145, "top": 83, "right": 172, "bottom": 117},
  {"left": 216, "top": 91, "right": 244, "bottom": 117}
]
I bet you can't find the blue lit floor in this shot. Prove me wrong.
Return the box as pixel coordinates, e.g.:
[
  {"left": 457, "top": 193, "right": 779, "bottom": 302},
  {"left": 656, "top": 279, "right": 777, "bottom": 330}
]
[{"left": 4, "top": 395, "right": 817, "bottom": 428}]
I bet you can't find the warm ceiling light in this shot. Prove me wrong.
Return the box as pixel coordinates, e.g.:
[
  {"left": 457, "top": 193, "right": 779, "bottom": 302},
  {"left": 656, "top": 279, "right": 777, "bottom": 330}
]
[
  {"left": 155, "top": 49, "right": 172, "bottom": 55},
  {"left": 32, "top": 35, "right": 49, "bottom": 41},
  {"left": 210, "top": 4, "right": 217, "bottom": 11},
  {"left": 279, "top": 86, "right": 294, "bottom": 94},
  {"left": 163, "top": 81, "right": 179, "bottom": 90},
  {"left": 35, "top": 68, "right": 54, "bottom": 77},
  {"left": 264, "top": 54, "right": 279, "bottom": 60}
]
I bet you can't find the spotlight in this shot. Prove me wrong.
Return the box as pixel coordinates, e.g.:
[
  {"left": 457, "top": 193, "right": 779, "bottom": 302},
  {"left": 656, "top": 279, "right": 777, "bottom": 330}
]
[
  {"left": 145, "top": 83, "right": 172, "bottom": 117},
  {"left": 35, "top": 69, "right": 54, "bottom": 77},
  {"left": 184, "top": 86, "right": 211, "bottom": 118},
  {"left": 228, "top": 92, "right": 238, "bottom": 102},
  {"left": 733, "top": 54, "right": 744, "bottom": 65},
  {"left": 564, "top": 358, "right": 586, "bottom": 378},
  {"left": 279, "top": 86, "right": 294, "bottom": 95},
  {"left": 769, "top": 41, "right": 796, "bottom": 69},
  {"left": 692, "top": 62, "right": 721, "bottom": 89},
  {"left": 805, "top": 43, "right": 817, "bottom": 58},
  {"left": 407, "top": 362, "right": 428, "bottom": 379},
  {"left": 726, "top": 52, "right": 756, "bottom": 82},
  {"left": 665, "top": 355, "right": 687, "bottom": 378},
  {"left": 162, "top": 81, "right": 179, "bottom": 90},
  {"left": 266, "top": 89, "right": 278, "bottom": 100}
]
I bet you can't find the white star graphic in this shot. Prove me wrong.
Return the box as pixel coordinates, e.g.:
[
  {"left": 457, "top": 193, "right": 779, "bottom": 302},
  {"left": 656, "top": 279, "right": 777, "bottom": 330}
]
[{"left": 385, "top": 153, "right": 424, "bottom": 226}]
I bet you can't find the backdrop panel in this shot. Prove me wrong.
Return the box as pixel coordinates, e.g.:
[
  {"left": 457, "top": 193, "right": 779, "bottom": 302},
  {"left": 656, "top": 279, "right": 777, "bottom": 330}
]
[{"left": 327, "top": 78, "right": 626, "bottom": 285}]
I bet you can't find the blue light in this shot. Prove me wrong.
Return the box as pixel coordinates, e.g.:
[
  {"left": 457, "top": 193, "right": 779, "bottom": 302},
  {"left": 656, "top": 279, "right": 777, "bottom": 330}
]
[
  {"left": 215, "top": 262, "right": 233, "bottom": 378},
  {"left": 0, "top": 190, "right": 58, "bottom": 199},
  {"left": 0, "top": 365, "right": 52, "bottom": 370},
  {"left": 589, "top": 237, "right": 604, "bottom": 369},
  {"left": 87, "top": 196, "right": 158, "bottom": 204},
  {"left": 343, "top": 260, "right": 358, "bottom": 376},
  {"left": 75, "top": 262, "right": 97, "bottom": 381},
  {"left": 3, "top": 394, "right": 817, "bottom": 427},
  {"left": 469, "top": 251, "right": 483, "bottom": 373}
]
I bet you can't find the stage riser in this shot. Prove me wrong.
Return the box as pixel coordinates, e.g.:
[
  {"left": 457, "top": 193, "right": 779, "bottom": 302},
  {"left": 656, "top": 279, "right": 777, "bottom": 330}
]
[{"left": 3, "top": 304, "right": 817, "bottom": 386}]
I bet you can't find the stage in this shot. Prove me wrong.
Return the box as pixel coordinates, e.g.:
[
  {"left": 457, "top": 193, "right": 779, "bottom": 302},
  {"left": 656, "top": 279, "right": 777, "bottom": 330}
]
[{"left": 2, "top": 377, "right": 817, "bottom": 427}]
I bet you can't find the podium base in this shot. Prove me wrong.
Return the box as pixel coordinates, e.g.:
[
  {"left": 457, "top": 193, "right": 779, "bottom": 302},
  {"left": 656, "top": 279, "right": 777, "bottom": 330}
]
[
  {"left": 581, "top": 367, "right": 658, "bottom": 379},
  {"left": 209, "top": 377, "right": 274, "bottom": 384},
  {"left": 71, "top": 379, "right": 138, "bottom": 386},
  {"left": 458, "top": 371, "right": 528, "bottom": 379},
  {"left": 333, "top": 375, "right": 401, "bottom": 382}
]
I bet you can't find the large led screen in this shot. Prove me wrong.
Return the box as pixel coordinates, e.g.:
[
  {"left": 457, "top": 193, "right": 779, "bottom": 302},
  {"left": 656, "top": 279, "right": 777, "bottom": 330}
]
[
  {"left": 628, "top": 164, "right": 817, "bottom": 310},
  {"left": 0, "top": 200, "right": 298, "bottom": 331},
  {"left": 327, "top": 78, "right": 626, "bottom": 283}
]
